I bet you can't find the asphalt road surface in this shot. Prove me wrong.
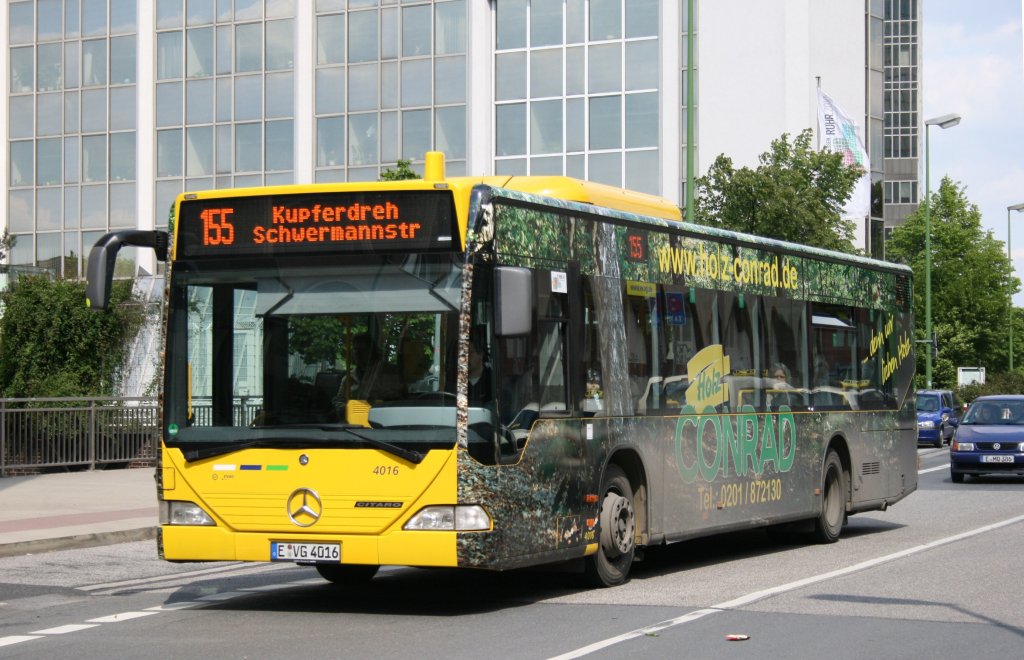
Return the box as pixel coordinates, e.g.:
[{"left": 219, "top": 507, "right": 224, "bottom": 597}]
[{"left": 2, "top": 446, "right": 1022, "bottom": 659}]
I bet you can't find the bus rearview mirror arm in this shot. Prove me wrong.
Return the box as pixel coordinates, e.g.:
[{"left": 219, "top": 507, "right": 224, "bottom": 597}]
[{"left": 86, "top": 230, "right": 170, "bottom": 310}]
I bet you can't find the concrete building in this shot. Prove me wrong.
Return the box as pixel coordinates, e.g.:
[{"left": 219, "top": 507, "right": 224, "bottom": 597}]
[{"left": 3, "top": 0, "right": 913, "bottom": 280}]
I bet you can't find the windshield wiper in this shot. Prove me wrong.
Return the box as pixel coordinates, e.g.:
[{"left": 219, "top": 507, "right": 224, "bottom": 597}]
[
  {"left": 249, "top": 423, "right": 426, "bottom": 464},
  {"left": 182, "top": 439, "right": 275, "bottom": 462}
]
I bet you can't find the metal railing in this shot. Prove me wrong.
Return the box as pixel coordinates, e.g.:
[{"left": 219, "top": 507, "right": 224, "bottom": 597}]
[{"left": 0, "top": 396, "right": 159, "bottom": 476}]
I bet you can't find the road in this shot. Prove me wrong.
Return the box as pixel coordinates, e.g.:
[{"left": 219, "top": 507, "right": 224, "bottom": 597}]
[{"left": 1, "top": 446, "right": 1022, "bottom": 659}]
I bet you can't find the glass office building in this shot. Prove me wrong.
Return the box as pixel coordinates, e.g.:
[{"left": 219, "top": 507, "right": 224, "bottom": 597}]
[{"left": 4, "top": 0, "right": 898, "bottom": 278}]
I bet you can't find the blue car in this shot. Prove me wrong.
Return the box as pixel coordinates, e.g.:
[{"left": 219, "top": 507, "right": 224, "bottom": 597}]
[
  {"left": 950, "top": 395, "right": 1024, "bottom": 483},
  {"left": 917, "top": 389, "right": 959, "bottom": 448}
]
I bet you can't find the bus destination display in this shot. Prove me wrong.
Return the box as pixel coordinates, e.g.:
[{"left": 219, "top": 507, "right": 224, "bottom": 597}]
[{"left": 177, "top": 191, "right": 457, "bottom": 258}]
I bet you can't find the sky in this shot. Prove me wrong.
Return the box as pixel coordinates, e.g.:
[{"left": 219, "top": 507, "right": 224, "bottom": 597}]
[{"left": 922, "top": 0, "right": 1024, "bottom": 303}]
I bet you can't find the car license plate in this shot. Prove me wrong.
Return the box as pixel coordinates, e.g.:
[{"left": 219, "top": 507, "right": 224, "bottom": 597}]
[
  {"left": 981, "top": 455, "right": 1014, "bottom": 463},
  {"left": 271, "top": 542, "right": 340, "bottom": 562}
]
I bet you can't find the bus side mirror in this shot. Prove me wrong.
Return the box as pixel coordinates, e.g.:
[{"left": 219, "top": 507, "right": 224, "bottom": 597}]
[
  {"left": 86, "top": 230, "right": 169, "bottom": 310},
  {"left": 494, "top": 267, "right": 533, "bottom": 337}
]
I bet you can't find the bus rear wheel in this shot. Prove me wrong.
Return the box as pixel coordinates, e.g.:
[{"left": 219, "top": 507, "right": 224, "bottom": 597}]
[
  {"left": 813, "top": 450, "right": 846, "bottom": 543},
  {"left": 316, "top": 563, "right": 379, "bottom": 585},
  {"left": 584, "top": 464, "right": 636, "bottom": 587}
]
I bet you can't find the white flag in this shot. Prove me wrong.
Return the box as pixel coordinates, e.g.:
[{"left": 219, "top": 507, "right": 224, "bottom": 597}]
[{"left": 817, "top": 90, "right": 871, "bottom": 224}]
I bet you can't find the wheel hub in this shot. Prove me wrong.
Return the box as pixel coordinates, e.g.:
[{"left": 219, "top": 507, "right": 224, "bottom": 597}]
[{"left": 600, "top": 492, "right": 635, "bottom": 557}]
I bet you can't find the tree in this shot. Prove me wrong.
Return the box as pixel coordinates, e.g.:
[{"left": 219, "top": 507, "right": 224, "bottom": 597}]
[
  {"left": 0, "top": 230, "right": 15, "bottom": 262},
  {"left": 694, "top": 129, "right": 862, "bottom": 253},
  {"left": 379, "top": 159, "right": 420, "bottom": 181},
  {"left": 0, "top": 276, "right": 144, "bottom": 398},
  {"left": 887, "top": 177, "right": 1018, "bottom": 388}
]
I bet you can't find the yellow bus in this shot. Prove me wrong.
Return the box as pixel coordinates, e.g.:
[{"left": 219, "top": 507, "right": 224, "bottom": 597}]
[{"left": 87, "top": 152, "right": 917, "bottom": 587}]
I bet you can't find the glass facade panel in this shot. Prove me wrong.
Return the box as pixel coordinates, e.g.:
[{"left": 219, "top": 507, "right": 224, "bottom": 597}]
[
  {"left": 590, "top": 96, "right": 621, "bottom": 149},
  {"left": 65, "top": 42, "right": 80, "bottom": 88},
  {"left": 235, "top": 24, "right": 263, "bottom": 72},
  {"left": 436, "top": 0, "right": 466, "bottom": 55},
  {"left": 37, "top": 188, "right": 62, "bottom": 231},
  {"left": 157, "top": 82, "right": 184, "bottom": 127},
  {"left": 530, "top": 0, "right": 563, "bottom": 47},
  {"left": 402, "top": 6, "right": 431, "bottom": 57},
  {"left": 496, "top": 52, "right": 527, "bottom": 101},
  {"left": 158, "top": 31, "right": 184, "bottom": 80},
  {"left": 36, "top": 188, "right": 61, "bottom": 231},
  {"left": 157, "top": 129, "right": 184, "bottom": 177},
  {"left": 82, "top": 40, "right": 108, "bottom": 86},
  {"left": 266, "top": 19, "right": 294, "bottom": 70},
  {"left": 235, "top": 122, "right": 262, "bottom": 172},
  {"left": 110, "top": 87, "right": 137, "bottom": 130},
  {"left": 348, "top": 10, "right": 378, "bottom": 63},
  {"left": 317, "top": 116, "right": 344, "bottom": 167},
  {"left": 186, "top": 78, "right": 214, "bottom": 124},
  {"left": 8, "top": 190, "right": 34, "bottom": 231},
  {"left": 530, "top": 99, "right": 562, "bottom": 154},
  {"left": 496, "top": 0, "right": 527, "bottom": 50},
  {"left": 589, "top": 43, "right": 621, "bottom": 94},
  {"left": 81, "top": 89, "right": 108, "bottom": 132},
  {"left": 111, "top": 35, "right": 138, "bottom": 84},
  {"left": 316, "top": 67, "right": 345, "bottom": 114},
  {"left": 109, "top": 182, "right": 135, "bottom": 228},
  {"left": 37, "top": 93, "right": 62, "bottom": 136},
  {"left": 318, "top": 14, "right": 346, "bottom": 65},
  {"left": 38, "top": 0, "right": 63, "bottom": 41},
  {"left": 349, "top": 63, "right": 379, "bottom": 112},
  {"left": 64, "top": 136, "right": 79, "bottom": 183},
  {"left": 590, "top": 0, "right": 622, "bottom": 41},
  {"left": 401, "top": 109, "right": 431, "bottom": 159},
  {"left": 625, "top": 92, "right": 657, "bottom": 147},
  {"left": 36, "top": 138, "right": 62, "bottom": 186},
  {"left": 9, "top": 97, "right": 34, "bottom": 139},
  {"left": 187, "top": 126, "right": 213, "bottom": 176},
  {"left": 234, "top": 74, "right": 262, "bottom": 121},
  {"left": 266, "top": 72, "right": 293, "bottom": 118},
  {"left": 496, "top": 103, "right": 526, "bottom": 156},
  {"left": 265, "top": 119, "right": 294, "bottom": 171},
  {"left": 187, "top": 27, "right": 214, "bottom": 77},
  {"left": 81, "top": 185, "right": 107, "bottom": 228},
  {"left": 435, "top": 105, "right": 466, "bottom": 159},
  {"left": 434, "top": 56, "right": 465, "bottom": 105},
  {"left": 530, "top": 49, "right": 563, "bottom": 98},
  {"left": 401, "top": 59, "right": 432, "bottom": 107},
  {"left": 348, "top": 113, "right": 378, "bottom": 166},
  {"left": 625, "top": 40, "right": 658, "bottom": 90},
  {"left": 37, "top": 43, "right": 63, "bottom": 91}
]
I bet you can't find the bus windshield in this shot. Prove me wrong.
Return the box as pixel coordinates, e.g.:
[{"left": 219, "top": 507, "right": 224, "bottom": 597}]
[{"left": 163, "top": 254, "right": 479, "bottom": 458}]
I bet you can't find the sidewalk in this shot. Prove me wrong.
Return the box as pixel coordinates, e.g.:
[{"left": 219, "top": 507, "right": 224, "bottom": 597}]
[{"left": 0, "top": 468, "right": 158, "bottom": 558}]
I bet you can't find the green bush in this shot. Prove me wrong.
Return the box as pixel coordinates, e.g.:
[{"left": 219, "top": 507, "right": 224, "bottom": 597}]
[
  {"left": 0, "top": 276, "right": 144, "bottom": 399},
  {"left": 956, "top": 371, "right": 1024, "bottom": 404}
]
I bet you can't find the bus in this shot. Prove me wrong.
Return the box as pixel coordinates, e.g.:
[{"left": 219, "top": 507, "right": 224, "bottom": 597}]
[{"left": 86, "top": 152, "right": 917, "bottom": 587}]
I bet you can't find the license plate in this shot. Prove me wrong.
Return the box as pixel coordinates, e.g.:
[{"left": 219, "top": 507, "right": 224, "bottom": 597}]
[
  {"left": 982, "top": 455, "right": 1014, "bottom": 463},
  {"left": 271, "top": 542, "right": 340, "bottom": 562}
]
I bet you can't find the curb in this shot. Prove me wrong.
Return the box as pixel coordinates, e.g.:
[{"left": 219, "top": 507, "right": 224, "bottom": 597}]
[{"left": 0, "top": 527, "right": 157, "bottom": 558}]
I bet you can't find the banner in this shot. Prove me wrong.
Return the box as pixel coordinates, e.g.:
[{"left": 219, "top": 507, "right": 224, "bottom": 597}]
[{"left": 817, "top": 90, "right": 871, "bottom": 225}]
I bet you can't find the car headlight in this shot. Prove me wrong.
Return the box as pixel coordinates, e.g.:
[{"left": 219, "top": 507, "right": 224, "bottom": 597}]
[
  {"left": 951, "top": 440, "right": 974, "bottom": 451},
  {"left": 160, "top": 501, "right": 216, "bottom": 526},
  {"left": 404, "top": 505, "right": 491, "bottom": 531},
  {"left": 919, "top": 420, "right": 935, "bottom": 429}
]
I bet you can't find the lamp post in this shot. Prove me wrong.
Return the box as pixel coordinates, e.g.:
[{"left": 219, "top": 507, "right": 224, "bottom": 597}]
[
  {"left": 923, "top": 113, "right": 961, "bottom": 389},
  {"left": 1008, "top": 203, "right": 1024, "bottom": 371}
]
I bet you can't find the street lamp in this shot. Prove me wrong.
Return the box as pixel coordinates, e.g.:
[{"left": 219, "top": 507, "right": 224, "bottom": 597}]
[
  {"left": 1008, "top": 202, "right": 1024, "bottom": 370},
  {"left": 923, "top": 113, "right": 961, "bottom": 389}
]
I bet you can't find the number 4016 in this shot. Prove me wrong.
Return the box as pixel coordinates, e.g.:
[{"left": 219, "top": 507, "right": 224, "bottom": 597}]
[{"left": 373, "top": 465, "right": 399, "bottom": 476}]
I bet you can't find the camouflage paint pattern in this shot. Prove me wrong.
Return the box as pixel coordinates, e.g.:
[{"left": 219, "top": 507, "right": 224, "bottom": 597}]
[{"left": 455, "top": 185, "right": 916, "bottom": 570}]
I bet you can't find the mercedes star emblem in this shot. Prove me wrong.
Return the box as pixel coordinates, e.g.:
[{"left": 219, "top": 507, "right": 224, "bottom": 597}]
[{"left": 286, "top": 488, "right": 323, "bottom": 527}]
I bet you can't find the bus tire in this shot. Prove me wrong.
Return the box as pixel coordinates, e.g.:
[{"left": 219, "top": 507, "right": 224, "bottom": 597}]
[
  {"left": 813, "top": 450, "right": 845, "bottom": 544},
  {"left": 584, "top": 464, "right": 636, "bottom": 587},
  {"left": 316, "top": 563, "right": 379, "bottom": 585}
]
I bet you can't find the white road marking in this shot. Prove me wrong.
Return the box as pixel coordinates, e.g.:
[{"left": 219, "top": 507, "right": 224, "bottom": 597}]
[
  {"left": 919, "top": 463, "right": 950, "bottom": 474},
  {"left": 0, "top": 635, "right": 41, "bottom": 647},
  {"left": 549, "top": 513, "right": 1024, "bottom": 659},
  {"left": 30, "top": 624, "right": 99, "bottom": 635},
  {"left": 86, "top": 611, "right": 161, "bottom": 623}
]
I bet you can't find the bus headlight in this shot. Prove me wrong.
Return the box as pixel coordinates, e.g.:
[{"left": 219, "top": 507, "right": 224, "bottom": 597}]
[
  {"left": 404, "top": 505, "right": 491, "bottom": 531},
  {"left": 160, "top": 501, "right": 216, "bottom": 526}
]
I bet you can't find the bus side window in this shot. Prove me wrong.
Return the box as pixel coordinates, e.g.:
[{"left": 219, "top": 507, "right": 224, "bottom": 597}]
[{"left": 535, "top": 271, "right": 569, "bottom": 414}]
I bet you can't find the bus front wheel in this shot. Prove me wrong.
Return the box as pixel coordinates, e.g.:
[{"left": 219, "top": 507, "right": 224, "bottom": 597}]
[
  {"left": 813, "top": 450, "right": 846, "bottom": 543},
  {"left": 585, "top": 464, "right": 636, "bottom": 587},
  {"left": 316, "top": 563, "right": 379, "bottom": 585}
]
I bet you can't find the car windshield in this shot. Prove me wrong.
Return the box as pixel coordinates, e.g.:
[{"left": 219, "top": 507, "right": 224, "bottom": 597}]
[
  {"left": 962, "top": 400, "right": 1024, "bottom": 425},
  {"left": 916, "top": 395, "right": 939, "bottom": 413}
]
